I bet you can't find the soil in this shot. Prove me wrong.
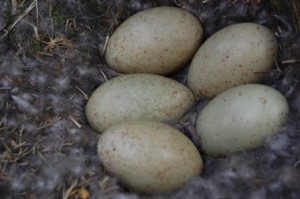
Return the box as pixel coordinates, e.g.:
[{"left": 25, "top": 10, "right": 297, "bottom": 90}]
[{"left": 0, "top": 0, "right": 300, "bottom": 198}]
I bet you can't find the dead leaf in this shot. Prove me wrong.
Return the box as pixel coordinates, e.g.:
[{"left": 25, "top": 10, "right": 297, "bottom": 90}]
[
  {"left": 10, "top": 140, "right": 18, "bottom": 149},
  {"left": 78, "top": 187, "right": 89, "bottom": 199},
  {"left": 3, "top": 151, "right": 12, "bottom": 161}
]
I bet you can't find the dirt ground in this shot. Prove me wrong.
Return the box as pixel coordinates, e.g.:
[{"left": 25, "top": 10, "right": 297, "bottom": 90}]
[{"left": 0, "top": 0, "right": 300, "bottom": 198}]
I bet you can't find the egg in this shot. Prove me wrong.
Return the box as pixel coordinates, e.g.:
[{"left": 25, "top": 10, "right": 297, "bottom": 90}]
[
  {"left": 105, "top": 6, "right": 203, "bottom": 75},
  {"left": 98, "top": 120, "right": 203, "bottom": 193},
  {"left": 196, "top": 84, "right": 289, "bottom": 157},
  {"left": 187, "top": 23, "right": 278, "bottom": 99},
  {"left": 85, "top": 73, "right": 195, "bottom": 133}
]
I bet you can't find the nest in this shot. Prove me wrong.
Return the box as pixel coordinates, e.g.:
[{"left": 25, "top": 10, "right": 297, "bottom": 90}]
[{"left": 0, "top": 0, "right": 300, "bottom": 198}]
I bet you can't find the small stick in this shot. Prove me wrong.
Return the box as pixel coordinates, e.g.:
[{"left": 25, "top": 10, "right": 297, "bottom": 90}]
[
  {"left": 274, "top": 57, "right": 281, "bottom": 72},
  {"left": 68, "top": 115, "right": 82, "bottom": 128},
  {"left": 102, "top": 35, "right": 110, "bottom": 57},
  {"left": 75, "top": 86, "right": 89, "bottom": 100},
  {"left": 282, "top": 59, "right": 300, "bottom": 64},
  {"left": 98, "top": 65, "right": 108, "bottom": 82}
]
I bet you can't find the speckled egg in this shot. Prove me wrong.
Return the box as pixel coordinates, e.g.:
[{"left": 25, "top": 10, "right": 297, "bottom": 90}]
[
  {"left": 187, "top": 23, "right": 278, "bottom": 99},
  {"left": 196, "top": 84, "right": 289, "bottom": 157},
  {"left": 98, "top": 120, "right": 203, "bottom": 193},
  {"left": 85, "top": 73, "right": 195, "bottom": 133},
  {"left": 105, "top": 6, "right": 203, "bottom": 75}
]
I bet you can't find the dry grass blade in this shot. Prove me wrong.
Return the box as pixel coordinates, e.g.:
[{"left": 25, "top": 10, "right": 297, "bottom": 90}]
[
  {"left": 98, "top": 65, "right": 108, "bottom": 82},
  {"left": 37, "top": 116, "right": 62, "bottom": 130},
  {"left": 102, "top": 35, "right": 110, "bottom": 57},
  {"left": 75, "top": 86, "right": 89, "bottom": 100},
  {"left": 12, "top": 147, "right": 33, "bottom": 162},
  {"left": 63, "top": 179, "right": 78, "bottom": 199},
  {"left": 2, "top": 0, "right": 37, "bottom": 38},
  {"left": 291, "top": 0, "right": 300, "bottom": 32}
]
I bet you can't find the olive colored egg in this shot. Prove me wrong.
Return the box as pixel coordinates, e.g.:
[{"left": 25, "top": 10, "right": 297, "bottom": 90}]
[
  {"left": 187, "top": 23, "right": 278, "bottom": 99},
  {"left": 98, "top": 120, "right": 203, "bottom": 193},
  {"left": 196, "top": 84, "right": 289, "bottom": 157},
  {"left": 85, "top": 74, "right": 195, "bottom": 133},
  {"left": 105, "top": 6, "right": 203, "bottom": 75}
]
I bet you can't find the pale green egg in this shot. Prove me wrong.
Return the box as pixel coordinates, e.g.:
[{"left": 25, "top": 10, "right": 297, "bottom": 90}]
[
  {"left": 196, "top": 84, "right": 289, "bottom": 157},
  {"left": 187, "top": 23, "right": 278, "bottom": 99},
  {"left": 98, "top": 120, "right": 203, "bottom": 193},
  {"left": 105, "top": 6, "right": 203, "bottom": 75},
  {"left": 85, "top": 73, "right": 195, "bottom": 133}
]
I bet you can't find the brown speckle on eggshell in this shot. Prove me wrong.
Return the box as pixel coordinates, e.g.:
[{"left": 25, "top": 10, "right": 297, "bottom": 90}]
[
  {"left": 98, "top": 120, "right": 203, "bottom": 193},
  {"left": 187, "top": 23, "right": 278, "bottom": 99},
  {"left": 105, "top": 6, "right": 203, "bottom": 75},
  {"left": 85, "top": 73, "right": 195, "bottom": 133}
]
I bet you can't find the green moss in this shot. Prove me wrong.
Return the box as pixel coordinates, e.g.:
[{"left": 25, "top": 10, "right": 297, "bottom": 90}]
[
  {"left": 78, "top": 46, "right": 88, "bottom": 53},
  {"left": 52, "top": 7, "right": 68, "bottom": 27},
  {"left": 30, "top": 39, "right": 43, "bottom": 53},
  {"left": 4, "top": 10, "right": 14, "bottom": 27},
  {"left": 268, "top": 0, "right": 287, "bottom": 12}
]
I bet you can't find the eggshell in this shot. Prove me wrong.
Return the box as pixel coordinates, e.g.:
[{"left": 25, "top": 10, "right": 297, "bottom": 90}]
[
  {"left": 105, "top": 6, "right": 203, "bottom": 75},
  {"left": 98, "top": 120, "right": 203, "bottom": 193},
  {"left": 85, "top": 74, "right": 195, "bottom": 133},
  {"left": 187, "top": 23, "right": 278, "bottom": 98},
  {"left": 196, "top": 84, "right": 289, "bottom": 157}
]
